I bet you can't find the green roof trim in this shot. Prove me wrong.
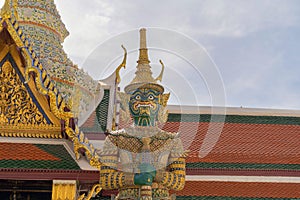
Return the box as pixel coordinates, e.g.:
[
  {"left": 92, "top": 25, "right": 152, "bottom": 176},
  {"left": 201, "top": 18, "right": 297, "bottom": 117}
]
[
  {"left": 176, "top": 196, "right": 300, "bottom": 200},
  {"left": 81, "top": 89, "right": 110, "bottom": 132},
  {"left": 167, "top": 113, "right": 300, "bottom": 125},
  {"left": 95, "top": 89, "right": 110, "bottom": 132},
  {"left": 0, "top": 144, "right": 80, "bottom": 170},
  {"left": 187, "top": 162, "right": 300, "bottom": 170}
]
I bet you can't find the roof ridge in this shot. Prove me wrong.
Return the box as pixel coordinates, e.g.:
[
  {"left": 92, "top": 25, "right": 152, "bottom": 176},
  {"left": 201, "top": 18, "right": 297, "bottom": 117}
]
[
  {"left": 167, "top": 113, "right": 300, "bottom": 125},
  {"left": 167, "top": 105, "right": 300, "bottom": 117}
]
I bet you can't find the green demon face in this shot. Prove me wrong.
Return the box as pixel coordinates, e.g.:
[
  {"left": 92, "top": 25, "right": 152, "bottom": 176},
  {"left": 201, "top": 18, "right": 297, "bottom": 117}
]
[{"left": 129, "top": 88, "right": 161, "bottom": 126}]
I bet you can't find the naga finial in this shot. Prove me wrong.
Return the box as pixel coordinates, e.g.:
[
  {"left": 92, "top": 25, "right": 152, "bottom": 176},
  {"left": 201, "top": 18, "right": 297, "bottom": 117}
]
[
  {"left": 115, "top": 45, "right": 127, "bottom": 84},
  {"left": 155, "top": 59, "right": 165, "bottom": 82}
]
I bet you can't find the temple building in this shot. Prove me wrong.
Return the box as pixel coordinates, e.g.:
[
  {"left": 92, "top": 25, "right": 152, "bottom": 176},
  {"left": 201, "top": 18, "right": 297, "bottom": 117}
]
[{"left": 0, "top": 0, "right": 300, "bottom": 199}]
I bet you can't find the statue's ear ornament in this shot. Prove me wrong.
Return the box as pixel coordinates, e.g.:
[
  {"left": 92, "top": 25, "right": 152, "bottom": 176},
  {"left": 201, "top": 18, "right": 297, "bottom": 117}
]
[
  {"left": 117, "top": 92, "right": 130, "bottom": 110},
  {"left": 160, "top": 93, "right": 170, "bottom": 107},
  {"left": 158, "top": 106, "right": 169, "bottom": 124},
  {"left": 117, "top": 91, "right": 131, "bottom": 123}
]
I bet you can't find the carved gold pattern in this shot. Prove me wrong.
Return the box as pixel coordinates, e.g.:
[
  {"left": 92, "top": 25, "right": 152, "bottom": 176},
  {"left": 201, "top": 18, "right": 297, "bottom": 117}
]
[
  {"left": 0, "top": 61, "right": 47, "bottom": 125},
  {"left": 0, "top": 60, "right": 61, "bottom": 137},
  {"left": 77, "top": 184, "right": 102, "bottom": 200}
]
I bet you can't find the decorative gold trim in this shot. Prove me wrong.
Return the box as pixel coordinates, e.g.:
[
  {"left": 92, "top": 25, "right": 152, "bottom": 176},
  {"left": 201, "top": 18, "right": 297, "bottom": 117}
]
[
  {"left": 0, "top": 45, "right": 10, "bottom": 65},
  {"left": 12, "top": 0, "right": 18, "bottom": 20},
  {"left": 52, "top": 180, "right": 77, "bottom": 200},
  {"left": 77, "top": 184, "right": 102, "bottom": 200},
  {"left": 0, "top": 124, "right": 61, "bottom": 138}
]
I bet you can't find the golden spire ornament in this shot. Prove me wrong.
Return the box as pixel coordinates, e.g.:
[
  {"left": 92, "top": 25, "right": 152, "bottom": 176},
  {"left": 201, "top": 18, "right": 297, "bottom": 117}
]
[{"left": 124, "top": 28, "right": 165, "bottom": 94}]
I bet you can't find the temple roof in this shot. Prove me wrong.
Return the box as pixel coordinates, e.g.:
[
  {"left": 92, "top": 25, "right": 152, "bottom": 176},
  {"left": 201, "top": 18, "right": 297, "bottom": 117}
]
[
  {"left": 0, "top": 1, "right": 101, "bottom": 173},
  {"left": 0, "top": 137, "right": 99, "bottom": 181},
  {"left": 0, "top": 20, "right": 63, "bottom": 138},
  {"left": 101, "top": 181, "right": 300, "bottom": 199},
  {"left": 88, "top": 105, "right": 300, "bottom": 198},
  {"left": 82, "top": 104, "right": 300, "bottom": 172},
  {"left": 0, "top": 142, "right": 80, "bottom": 170},
  {"left": 163, "top": 113, "right": 300, "bottom": 168}
]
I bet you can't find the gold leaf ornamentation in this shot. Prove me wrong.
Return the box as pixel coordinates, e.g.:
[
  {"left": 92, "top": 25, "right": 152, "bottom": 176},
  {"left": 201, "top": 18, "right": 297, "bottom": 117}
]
[{"left": 0, "top": 61, "right": 47, "bottom": 125}]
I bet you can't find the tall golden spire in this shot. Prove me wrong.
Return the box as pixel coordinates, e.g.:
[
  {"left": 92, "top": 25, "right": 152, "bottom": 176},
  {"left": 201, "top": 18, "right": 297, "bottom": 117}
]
[
  {"left": 137, "top": 28, "right": 150, "bottom": 64},
  {"left": 124, "top": 28, "right": 164, "bottom": 94}
]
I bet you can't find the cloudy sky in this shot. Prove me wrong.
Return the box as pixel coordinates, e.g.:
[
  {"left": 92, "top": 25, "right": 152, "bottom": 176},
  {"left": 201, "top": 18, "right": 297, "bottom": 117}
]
[{"left": 2, "top": 0, "right": 300, "bottom": 109}]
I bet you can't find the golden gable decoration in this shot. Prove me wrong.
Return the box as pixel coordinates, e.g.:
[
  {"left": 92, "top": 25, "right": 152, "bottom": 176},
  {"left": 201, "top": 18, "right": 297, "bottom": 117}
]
[
  {"left": 0, "top": 59, "right": 61, "bottom": 138},
  {"left": 0, "top": 61, "right": 47, "bottom": 125}
]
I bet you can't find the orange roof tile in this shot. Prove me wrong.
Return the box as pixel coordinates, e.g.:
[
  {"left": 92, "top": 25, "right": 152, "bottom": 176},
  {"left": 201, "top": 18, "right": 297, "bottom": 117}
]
[{"left": 0, "top": 143, "right": 60, "bottom": 161}]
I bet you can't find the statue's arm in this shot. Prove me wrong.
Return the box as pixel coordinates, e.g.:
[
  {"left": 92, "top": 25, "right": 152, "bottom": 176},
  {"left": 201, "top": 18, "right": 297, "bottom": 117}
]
[
  {"left": 99, "top": 137, "right": 134, "bottom": 189},
  {"left": 155, "top": 138, "right": 186, "bottom": 191},
  {"left": 159, "top": 157, "right": 186, "bottom": 190}
]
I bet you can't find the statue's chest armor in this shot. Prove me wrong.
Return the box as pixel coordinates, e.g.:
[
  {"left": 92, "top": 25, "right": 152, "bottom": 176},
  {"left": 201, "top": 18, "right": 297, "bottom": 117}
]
[
  {"left": 108, "top": 130, "right": 176, "bottom": 173},
  {"left": 119, "top": 148, "right": 171, "bottom": 173}
]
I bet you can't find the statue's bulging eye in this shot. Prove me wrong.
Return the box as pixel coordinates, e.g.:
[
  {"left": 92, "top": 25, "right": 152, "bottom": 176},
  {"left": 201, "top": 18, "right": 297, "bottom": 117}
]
[
  {"left": 135, "top": 95, "right": 141, "bottom": 100},
  {"left": 148, "top": 95, "right": 154, "bottom": 100}
]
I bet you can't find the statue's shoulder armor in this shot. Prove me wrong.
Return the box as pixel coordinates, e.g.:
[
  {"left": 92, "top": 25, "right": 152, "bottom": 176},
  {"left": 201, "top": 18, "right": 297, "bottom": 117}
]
[{"left": 107, "top": 129, "right": 143, "bottom": 153}]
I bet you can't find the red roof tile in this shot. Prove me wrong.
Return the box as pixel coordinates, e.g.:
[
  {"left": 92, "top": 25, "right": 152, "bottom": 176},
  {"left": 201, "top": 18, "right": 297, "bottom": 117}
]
[
  {"left": 162, "top": 122, "right": 300, "bottom": 165},
  {"left": 81, "top": 110, "right": 97, "bottom": 128},
  {"left": 90, "top": 112, "right": 300, "bottom": 166}
]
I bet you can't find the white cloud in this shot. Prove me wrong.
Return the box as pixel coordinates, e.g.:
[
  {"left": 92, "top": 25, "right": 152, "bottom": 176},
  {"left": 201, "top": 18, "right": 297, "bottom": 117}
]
[
  {"left": 1, "top": 0, "right": 300, "bottom": 109},
  {"left": 52, "top": 0, "right": 300, "bottom": 66}
]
